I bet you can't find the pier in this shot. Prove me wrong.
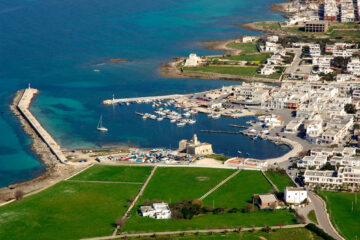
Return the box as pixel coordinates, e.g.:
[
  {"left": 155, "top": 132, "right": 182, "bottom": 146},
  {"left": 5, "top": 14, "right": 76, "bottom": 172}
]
[
  {"left": 102, "top": 94, "right": 184, "bottom": 105},
  {"left": 17, "top": 88, "right": 67, "bottom": 163}
]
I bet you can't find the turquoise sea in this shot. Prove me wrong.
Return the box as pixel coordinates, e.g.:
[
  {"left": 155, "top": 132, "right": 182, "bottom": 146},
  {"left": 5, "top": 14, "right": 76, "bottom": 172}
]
[{"left": 0, "top": 0, "right": 286, "bottom": 187}]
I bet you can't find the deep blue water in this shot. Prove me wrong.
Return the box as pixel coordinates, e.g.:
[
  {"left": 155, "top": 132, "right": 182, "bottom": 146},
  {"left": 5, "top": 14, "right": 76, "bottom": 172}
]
[{"left": 0, "top": 0, "right": 286, "bottom": 187}]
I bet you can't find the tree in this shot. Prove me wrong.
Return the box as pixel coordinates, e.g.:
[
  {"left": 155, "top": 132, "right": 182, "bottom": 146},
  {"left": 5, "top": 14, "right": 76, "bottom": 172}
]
[
  {"left": 14, "top": 190, "right": 24, "bottom": 201},
  {"left": 262, "top": 226, "right": 271, "bottom": 233},
  {"left": 345, "top": 104, "right": 357, "bottom": 114},
  {"left": 320, "top": 162, "right": 335, "bottom": 171},
  {"left": 242, "top": 203, "right": 255, "bottom": 213}
]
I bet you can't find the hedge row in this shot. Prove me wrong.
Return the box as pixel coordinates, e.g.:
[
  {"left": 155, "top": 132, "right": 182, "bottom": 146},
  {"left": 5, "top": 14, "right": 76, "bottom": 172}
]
[{"left": 305, "top": 223, "right": 336, "bottom": 240}]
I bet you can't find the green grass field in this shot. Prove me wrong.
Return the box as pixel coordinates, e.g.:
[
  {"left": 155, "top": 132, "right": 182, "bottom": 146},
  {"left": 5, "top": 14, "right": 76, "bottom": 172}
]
[
  {"left": 205, "top": 154, "right": 231, "bottom": 161},
  {"left": 138, "top": 167, "right": 236, "bottom": 203},
  {"left": 227, "top": 42, "right": 259, "bottom": 54},
  {"left": 122, "top": 169, "right": 297, "bottom": 233},
  {"left": 129, "top": 228, "right": 323, "bottom": 239},
  {"left": 203, "top": 170, "right": 273, "bottom": 209},
  {"left": 222, "top": 53, "right": 270, "bottom": 62},
  {"left": 70, "top": 165, "right": 153, "bottom": 182},
  {"left": 265, "top": 170, "right": 295, "bottom": 193},
  {"left": 307, "top": 210, "right": 318, "bottom": 225},
  {"left": 318, "top": 191, "right": 360, "bottom": 240},
  {"left": 0, "top": 181, "right": 141, "bottom": 240},
  {"left": 184, "top": 66, "right": 258, "bottom": 77}
]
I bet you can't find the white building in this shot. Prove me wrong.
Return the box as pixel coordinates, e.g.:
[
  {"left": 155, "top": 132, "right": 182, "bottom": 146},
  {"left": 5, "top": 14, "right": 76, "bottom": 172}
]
[
  {"left": 267, "top": 35, "right": 279, "bottom": 43},
  {"left": 284, "top": 187, "right": 308, "bottom": 204},
  {"left": 264, "top": 42, "right": 277, "bottom": 52},
  {"left": 260, "top": 64, "right": 276, "bottom": 75},
  {"left": 298, "top": 155, "right": 328, "bottom": 169},
  {"left": 184, "top": 53, "right": 201, "bottom": 67},
  {"left": 140, "top": 203, "right": 171, "bottom": 219},
  {"left": 304, "top": 170, "right": 342, "bottom": 185},
  {"left": 306, "top": 121, "right": 323, "bottom": 143},
  {"left": 335, "top": 74, "right": 356, "bottom": 82},
  {"left": 305, "top": 167, "right": 360, "bottom": 187},
  {"left": 347, "top": 57, "right": 360, "bottom": 75}
]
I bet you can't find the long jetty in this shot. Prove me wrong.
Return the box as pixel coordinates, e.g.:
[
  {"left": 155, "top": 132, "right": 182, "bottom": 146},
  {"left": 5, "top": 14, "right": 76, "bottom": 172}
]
[
  {"left": 17, "top": 88, "right": 67, "bottom": 163},
  {"left": 102, "top": 94, "right": 184, "bottom": 105}
]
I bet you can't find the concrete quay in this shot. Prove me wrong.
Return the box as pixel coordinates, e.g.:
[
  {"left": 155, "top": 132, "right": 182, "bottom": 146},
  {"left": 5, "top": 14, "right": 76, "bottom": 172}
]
[
  {"left": 17, "top": 88, "right": 67, "bottom": 163},
  {"left": 102, "top": 94, "right": 185, "bottom": 105}
]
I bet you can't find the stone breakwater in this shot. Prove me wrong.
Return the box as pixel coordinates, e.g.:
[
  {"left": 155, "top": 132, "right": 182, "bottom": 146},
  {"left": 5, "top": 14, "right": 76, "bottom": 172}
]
[
  {"left": 0, "top": 90, "right": 80, "bottom": 204},
  {"left": 17, "top": 88, "right": 67, "bottom": 163}
]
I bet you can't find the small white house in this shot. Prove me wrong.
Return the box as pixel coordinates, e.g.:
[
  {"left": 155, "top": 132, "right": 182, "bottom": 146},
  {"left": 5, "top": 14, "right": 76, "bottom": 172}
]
[
  {"left": 284, "top": 187, "right": 308, "bottom": 204},
  {"left": 267, "top": 35, "right": 279, "bottom": 43},
  {"left": 184, "top": 53, "right": 201, "bottom": 67},
  {"left": 140, "top": 202, "right": 171, "bottom": 219},
  {"left": 260, "top": 64, "right": 275, "bottom": 75}
]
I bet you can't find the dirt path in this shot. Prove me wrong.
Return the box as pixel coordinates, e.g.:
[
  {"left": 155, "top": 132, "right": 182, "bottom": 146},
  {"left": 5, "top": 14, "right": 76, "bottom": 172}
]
[
  {"left": 200, "top": 169, "right": 241, "bottom": 200},
  {"left": 82, "top": 224, "right": 306, "bottom": 240},
  {"left": 112, "top": 166, "right": 158, "bottom": 236}
]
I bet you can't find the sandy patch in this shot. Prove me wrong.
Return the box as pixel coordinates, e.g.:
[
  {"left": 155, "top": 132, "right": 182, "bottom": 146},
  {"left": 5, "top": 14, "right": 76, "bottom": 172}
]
[
  {"left": 196, "top": 176, "right": 210, "bottom": 182},
  {"left": 193, "top": 158, "right": 223, "bottom": 166}
]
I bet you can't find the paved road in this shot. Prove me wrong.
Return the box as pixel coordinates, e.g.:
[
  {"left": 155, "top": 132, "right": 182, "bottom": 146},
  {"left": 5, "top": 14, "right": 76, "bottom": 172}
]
[
  {"left": 82, "top": 224, "right": 307, "bottom": 240},
  {"left": 308, "top": 191, "right": 344, "bottom": 240},
  {"left": 285, "top": 48, "right": 302, "bottom": 75}
]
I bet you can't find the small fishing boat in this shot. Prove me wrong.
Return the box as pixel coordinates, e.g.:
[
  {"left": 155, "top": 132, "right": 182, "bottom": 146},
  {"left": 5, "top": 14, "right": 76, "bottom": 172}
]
[
  {"left": 97, "top": 115, "right": 108, "bottom": 132},
  {"left": 177, "top": 122, "right": 186, "bottom": 127},
  {"left": 183, "top": 112, "right": 191, "bottom": 118},
  {"left": 212, "top": 113, "right": 221, "bottom": 119},
  {"left": 188, "top": 119, "right": 196, "bottom": 124}
]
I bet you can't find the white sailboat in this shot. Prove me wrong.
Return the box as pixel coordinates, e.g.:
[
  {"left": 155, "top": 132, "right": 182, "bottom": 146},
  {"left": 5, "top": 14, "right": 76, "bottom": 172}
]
[{"left": 97, "top": 115, "right": 108, "bottom": 132}]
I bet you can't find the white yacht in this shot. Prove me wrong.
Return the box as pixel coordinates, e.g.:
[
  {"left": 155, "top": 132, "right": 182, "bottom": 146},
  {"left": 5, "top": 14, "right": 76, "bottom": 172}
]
[{"left": 97, "top": 115, "right": 108, "bottom": 132}]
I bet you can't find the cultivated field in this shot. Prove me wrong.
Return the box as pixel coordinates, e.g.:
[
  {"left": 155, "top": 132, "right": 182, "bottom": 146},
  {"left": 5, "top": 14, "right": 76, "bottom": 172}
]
[
  {"left": 319, "top": 191, "right": 360, "bottom": 240},
  {"left": 0, "top": 165, "right": 152, "bottom": 240},
  {"left": 122, "top": 168, "right": 297, "bottom": 233}
]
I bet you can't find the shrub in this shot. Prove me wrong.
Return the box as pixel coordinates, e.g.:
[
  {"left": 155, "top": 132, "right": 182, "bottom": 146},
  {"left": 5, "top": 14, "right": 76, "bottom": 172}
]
[
  {"left": 14, "top": 190, "right": 24, "bottom": 201},
  {"left": 213, "top": 207, "right": 226, "bottom": 214},
  {"left": 228, "top": 207, "right": 239, "bottom": 213},
  {"left": 202, "top": 205, "right": 213, "bottom": 213},
  {"left": 242, "top": 203, "right": 255, "bottom": 213},
  {"left": 262, "top": 226, "right": 271, "bottom": 233}
]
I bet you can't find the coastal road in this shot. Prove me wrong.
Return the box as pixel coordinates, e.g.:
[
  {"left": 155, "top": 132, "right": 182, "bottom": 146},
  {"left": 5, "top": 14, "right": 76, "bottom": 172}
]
[{"left": 308, "top": 191, "right": 344, "bottom": 240}]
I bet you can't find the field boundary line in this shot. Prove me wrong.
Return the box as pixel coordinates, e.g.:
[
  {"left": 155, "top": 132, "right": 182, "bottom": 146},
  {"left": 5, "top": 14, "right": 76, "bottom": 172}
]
[
  {"left": 66, "top": 180, "right": 144, "bottom": 184},
  {"left": 200, "top": 169, "right": 241, "bottom": 200},
  {"left": 261, "top": 170, "right": 279, "bottom": 192},
  {"left": 112, "top": 166, "right": 158, "bottom": 236},
  {"left": 65, "top": 163, "right": 95, "bottom": 181},
  {"left": 82, "top": 224, "right": 306, "bottom": 240}
]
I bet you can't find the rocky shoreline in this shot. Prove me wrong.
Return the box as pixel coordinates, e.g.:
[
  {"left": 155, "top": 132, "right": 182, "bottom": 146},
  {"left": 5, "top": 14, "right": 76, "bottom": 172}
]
[{"left": 0, "top": 90, "right": 84, "bottom": 204}]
